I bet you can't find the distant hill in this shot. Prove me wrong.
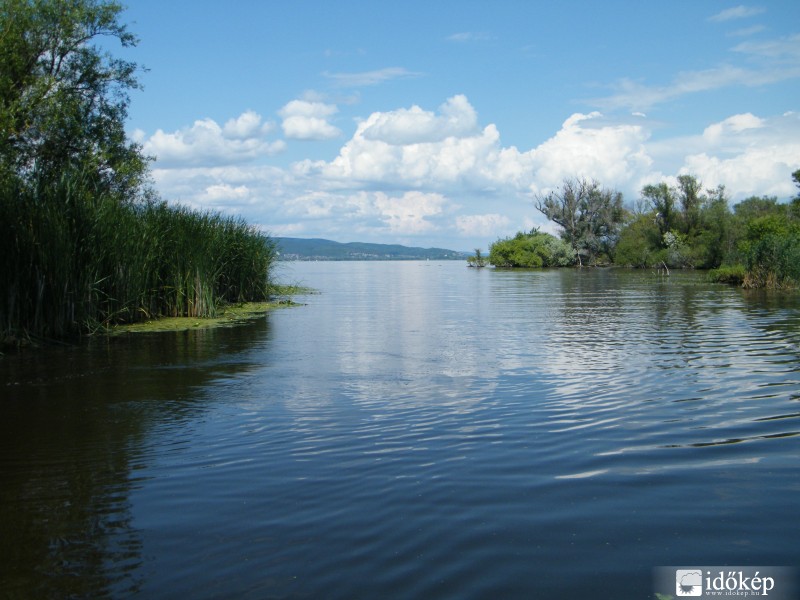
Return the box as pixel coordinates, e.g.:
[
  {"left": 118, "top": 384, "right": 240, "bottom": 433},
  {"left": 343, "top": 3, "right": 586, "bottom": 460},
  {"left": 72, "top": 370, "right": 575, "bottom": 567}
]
[{"left": 274, "top": 237, "right": 468, "bottom": 261}]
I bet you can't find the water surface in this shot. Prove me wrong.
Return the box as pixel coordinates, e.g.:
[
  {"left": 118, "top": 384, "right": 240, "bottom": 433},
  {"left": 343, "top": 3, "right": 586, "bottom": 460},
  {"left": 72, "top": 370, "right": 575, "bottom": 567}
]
[{"left": 1, "top": 262, "right": 799, "bottom": 598}]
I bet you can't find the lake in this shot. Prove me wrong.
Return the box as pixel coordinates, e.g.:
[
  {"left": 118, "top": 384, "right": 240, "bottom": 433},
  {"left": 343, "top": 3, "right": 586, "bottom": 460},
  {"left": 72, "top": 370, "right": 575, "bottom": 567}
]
[{"left": 1, "top": 261, "right": 799, "bottom": 599}]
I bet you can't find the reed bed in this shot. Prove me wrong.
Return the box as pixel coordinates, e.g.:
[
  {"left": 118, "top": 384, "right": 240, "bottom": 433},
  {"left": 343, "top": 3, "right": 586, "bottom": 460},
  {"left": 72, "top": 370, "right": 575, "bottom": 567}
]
[{"left": 1, "top": 169, "right": 276, "bottom": 341}]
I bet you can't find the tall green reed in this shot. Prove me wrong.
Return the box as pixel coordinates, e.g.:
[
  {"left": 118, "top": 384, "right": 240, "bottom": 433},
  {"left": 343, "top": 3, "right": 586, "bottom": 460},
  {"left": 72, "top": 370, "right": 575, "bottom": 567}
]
[{"left": 1, "top": 168, "right": 276, "bottom": 341}]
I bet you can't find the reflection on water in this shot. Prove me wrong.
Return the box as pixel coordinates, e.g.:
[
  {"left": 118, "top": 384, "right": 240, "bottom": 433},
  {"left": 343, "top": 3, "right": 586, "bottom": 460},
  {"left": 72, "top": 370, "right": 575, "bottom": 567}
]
[
  {"left": 1, "top": 263, "right": 799, "bottom": 599},
  {"left": 0, "top": 322, "right": 271, "bottom": 598}
]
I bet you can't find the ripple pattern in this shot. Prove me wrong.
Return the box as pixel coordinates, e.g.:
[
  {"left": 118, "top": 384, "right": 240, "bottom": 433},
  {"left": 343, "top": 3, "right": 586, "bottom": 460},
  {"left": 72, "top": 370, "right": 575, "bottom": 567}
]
[{"left": 2, "top": 263, "right": 799, "bottom": 599}]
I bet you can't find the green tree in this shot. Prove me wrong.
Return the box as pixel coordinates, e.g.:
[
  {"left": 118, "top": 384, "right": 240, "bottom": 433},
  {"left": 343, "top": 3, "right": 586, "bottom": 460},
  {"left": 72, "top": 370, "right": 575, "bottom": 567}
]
[
  {"left": 641, "top": 182, "right": 677, "bottom": 237},
  {"left": 467, "top": 248, "right": 486, "bottom": 267},
  {"left": 0, "top": 0, "right": 148, "bottom": 198},
  {"left": 695, "top": 185, "right": 731, "bottom": 268},
  {"left": 535, "top": 178, "right": 625, "bottom": 266},
  {"left": 676, "top": 174, "right": 704, "bottom": 234},
  {"left": 789, "top": 169, "right": 800, "bottom": 219}
]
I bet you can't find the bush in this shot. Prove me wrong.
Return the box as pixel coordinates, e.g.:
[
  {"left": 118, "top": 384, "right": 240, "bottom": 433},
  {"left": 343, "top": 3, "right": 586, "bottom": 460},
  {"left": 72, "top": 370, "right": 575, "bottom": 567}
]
[
  {"left": 489, "top": 230, "right": 576, "bottom": 268},
  {"left": 613, "top": 214, "right": 662, "bottom": 267},
  {"left": 741, "top": 215, "right": 800, "bottom": 288},
  {"left": 708, "top": 264, "right": 746, "bottom": 285}
]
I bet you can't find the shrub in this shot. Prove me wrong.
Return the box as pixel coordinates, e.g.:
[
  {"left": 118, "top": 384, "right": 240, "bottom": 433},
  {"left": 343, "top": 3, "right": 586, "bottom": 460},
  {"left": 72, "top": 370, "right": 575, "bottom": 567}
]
[
  {"left": 708, "top": 265, "right": 746, "bottom": 285},
  {"left": 489, "top": 230, "right": 576, "bottom": 268}
]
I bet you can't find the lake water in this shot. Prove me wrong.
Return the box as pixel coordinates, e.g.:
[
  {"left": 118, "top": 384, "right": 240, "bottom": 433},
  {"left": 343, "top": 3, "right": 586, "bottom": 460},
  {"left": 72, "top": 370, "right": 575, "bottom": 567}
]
[{"left": 1, "top": 261, "right": 799, "bottom": 599}]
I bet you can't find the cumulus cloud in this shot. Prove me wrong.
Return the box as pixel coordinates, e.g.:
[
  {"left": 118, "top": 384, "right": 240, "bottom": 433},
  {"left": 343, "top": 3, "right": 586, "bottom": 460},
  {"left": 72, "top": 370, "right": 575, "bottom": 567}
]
[
  {"left": 142, "top": 111, "right": 284, "bottom": 167},
  {"left": 527, "top": 112, "right": 652, "bottom": 193},
  {"left": 201, "top": 183, "right": 251, "bottom": 203},
  {"left": 299, "top": 95, "right": 496, "bottom": 187},
  {"left": 360, "top": 95, "right": 479, "bottom": 144},
  {"left": 301, "top": 100, "right": 655, "bottom": 200},
  {"left": 702, "top": 112, "right": 765, "bottom": 141},
  {"left": 144, "top": 96, "right": 800, "bottom": 248},
  {"left": 682, "top": 112, "right": 800, "bottom": 200},
  {"left": 223, "top": 111, "right": 271, "bottom": 139},
  {"left": 279, "top": 99, "right": 341, "bottom": 140},
  {"left": 374, "top": 191, "right": 448, "bottom": 234}
]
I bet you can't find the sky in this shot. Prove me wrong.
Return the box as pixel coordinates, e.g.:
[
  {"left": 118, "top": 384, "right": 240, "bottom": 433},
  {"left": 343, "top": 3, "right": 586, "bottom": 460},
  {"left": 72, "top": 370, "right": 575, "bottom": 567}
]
[{"left": 117, "top": 0, "right": 800, "bottom": 251}]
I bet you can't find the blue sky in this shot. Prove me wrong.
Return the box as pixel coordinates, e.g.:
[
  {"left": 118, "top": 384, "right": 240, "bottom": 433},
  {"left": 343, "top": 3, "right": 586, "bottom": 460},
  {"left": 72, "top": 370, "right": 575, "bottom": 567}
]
[{"left": 119, "top": 1, "right": 800, "bottom": 250}]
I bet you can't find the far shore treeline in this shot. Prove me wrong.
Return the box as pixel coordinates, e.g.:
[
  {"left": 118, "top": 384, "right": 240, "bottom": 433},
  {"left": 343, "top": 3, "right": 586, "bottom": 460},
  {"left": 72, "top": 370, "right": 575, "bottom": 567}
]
[
  {"left": 482, "top": 172, "right": 800, "bottom": 289},
  {"left": 1, "top": 0, "right": 276, "bottom": 343}
]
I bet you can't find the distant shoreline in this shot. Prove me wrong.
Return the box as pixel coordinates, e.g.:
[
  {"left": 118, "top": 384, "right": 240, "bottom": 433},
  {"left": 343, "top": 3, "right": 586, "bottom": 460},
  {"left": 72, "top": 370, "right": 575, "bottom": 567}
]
[{"left": 275, "top": 237, "right": 469, "bottom": 261}]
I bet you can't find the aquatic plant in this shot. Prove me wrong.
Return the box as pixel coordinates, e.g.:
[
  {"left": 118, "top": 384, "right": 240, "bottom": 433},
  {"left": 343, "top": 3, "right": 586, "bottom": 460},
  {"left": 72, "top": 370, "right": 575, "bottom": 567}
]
[{"left": 0, "top": 168, "right": 276, "bottom": 341}]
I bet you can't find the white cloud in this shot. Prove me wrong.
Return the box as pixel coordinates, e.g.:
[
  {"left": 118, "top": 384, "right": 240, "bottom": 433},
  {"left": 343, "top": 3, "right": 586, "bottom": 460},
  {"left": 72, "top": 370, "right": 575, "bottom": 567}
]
[
  {"left": 702, "top": 112, "right": 764, "bottom": 142},
  {"left": 279, "top": 100, "right": 341, "bottom": 140},
  {"left": 709, "top": 5, "right": 766, "bottom": 22},
  {"left": 302, "top": 102, "right": 657, "bottom": 200},
  {"left": 142, "top": 111, "right": 284, "bottom": 167},
  {"left": 222, "top": 110, "right": 272, "bottom": 139},
  {"left": 455, "top": 214, "right": 511, "bottom": 237},
  {"left": 301, "top": 95, "right": 497, "bottom": 187},
  {"left": 360, "top": 95, "right": 479, "bottom": 144},
  {"left": 373, "top": 191, "right": 448, "bottom": 234},
  {"left": 732, "top": 33, "right": 800, "bottom": 61},
  {"left": 323, "top": 67, "right": 422, "bottom": 87},
  {"left": 593, "top": 34, "right": 800, "bottom": 111},
  {"left": 202, "top": 183, "right": 251, "bottom": 203},
  {"left": 527, "top": 112, "right": 652, "bottom": 193},
  {"left": 596, "top": 66, "right": 748, "bottom": 111},
  {"left": 447, "top": 32, "right": 492, "bottom": 43},
  {"left": 143, "top": 97, "right": 800, "bottom": 248},
  {"left": 729, "top": 24, "right": 766, "bottom": 37},
  {"left": 682, "top": 112, "right": 800, "bottom": 200}
]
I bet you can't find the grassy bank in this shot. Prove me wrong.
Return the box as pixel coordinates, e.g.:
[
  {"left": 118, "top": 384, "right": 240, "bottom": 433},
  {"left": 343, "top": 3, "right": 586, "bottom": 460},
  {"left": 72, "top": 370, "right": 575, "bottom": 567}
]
[{"left": 1, "top": 169, "right": 277, "bottom": 343}]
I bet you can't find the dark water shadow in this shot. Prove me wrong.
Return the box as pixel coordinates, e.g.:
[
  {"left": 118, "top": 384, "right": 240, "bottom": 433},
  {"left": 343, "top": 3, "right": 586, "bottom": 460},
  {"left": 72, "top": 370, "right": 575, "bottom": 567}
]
[{"left": 0, "top": 318, "right": 273, "bottom": 599}]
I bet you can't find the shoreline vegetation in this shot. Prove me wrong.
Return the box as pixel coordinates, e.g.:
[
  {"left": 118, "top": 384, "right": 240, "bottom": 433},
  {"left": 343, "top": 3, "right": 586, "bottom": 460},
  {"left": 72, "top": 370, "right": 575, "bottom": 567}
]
[
  {"left": 482, "top": 173, "right": 800, "bottom": 290},
  {"left": 0, "top": 169, "right": 282, "bottom": 347},
  {"left": 107, "top": 284, "right": 314, "bottom": 336},
  {"left": 1, "top": 0, "right": 290, "bottom": 348}
]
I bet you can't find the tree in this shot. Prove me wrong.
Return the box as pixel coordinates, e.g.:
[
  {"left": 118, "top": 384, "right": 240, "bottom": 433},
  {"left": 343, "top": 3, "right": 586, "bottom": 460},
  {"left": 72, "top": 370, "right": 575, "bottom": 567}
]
[
  {"left": 793, "top": 169, "right": 800, "bottom": 199},
  {"left": 641, "top": 182, "right": 677, "bottom": 237},
  {"left": 0, "top": 0, "right": 148, "bottom": 198},
  {"left": 789, "top": 170, "right": 800, "bottom": 219},
  {"left": 695, "top": 185, "right": 731, "bottom": 268},
  {"left": 467, "top": 248, "right": 486, "bottom": 267},
  {"left": 535, "top": 178, "right": 625, "bottom": 266},
  {"left": 677, "top": 174, "right": 703, "bottom": 234}
]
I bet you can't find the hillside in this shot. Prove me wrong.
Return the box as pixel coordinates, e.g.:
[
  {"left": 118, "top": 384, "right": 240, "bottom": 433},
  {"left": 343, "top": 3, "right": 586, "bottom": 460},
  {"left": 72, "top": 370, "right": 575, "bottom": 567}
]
[{"left": 275, "top": 237, "right": 468, "bottom": 261}]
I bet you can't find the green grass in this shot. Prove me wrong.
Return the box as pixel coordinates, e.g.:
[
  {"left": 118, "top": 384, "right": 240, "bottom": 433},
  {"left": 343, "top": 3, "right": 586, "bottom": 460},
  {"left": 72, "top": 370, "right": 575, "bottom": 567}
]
[
  {"left": 106, "top": 300, "right": 298, "bottom": 335},
  {"left": 708, "top": 264, "right": 746, "bottom": 285},
  {"left": 1, "top": 168, "right": 277, "bottom": 343}
]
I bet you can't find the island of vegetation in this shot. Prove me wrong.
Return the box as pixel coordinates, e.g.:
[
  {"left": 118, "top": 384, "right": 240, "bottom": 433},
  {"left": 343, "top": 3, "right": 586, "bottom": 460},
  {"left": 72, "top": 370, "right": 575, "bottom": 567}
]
[
  {"left": 484, "top": 173, "right": 800, "bottom": 289},
  {"left": 0, "top": 0, "right": 284, "bottom": 346}
]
